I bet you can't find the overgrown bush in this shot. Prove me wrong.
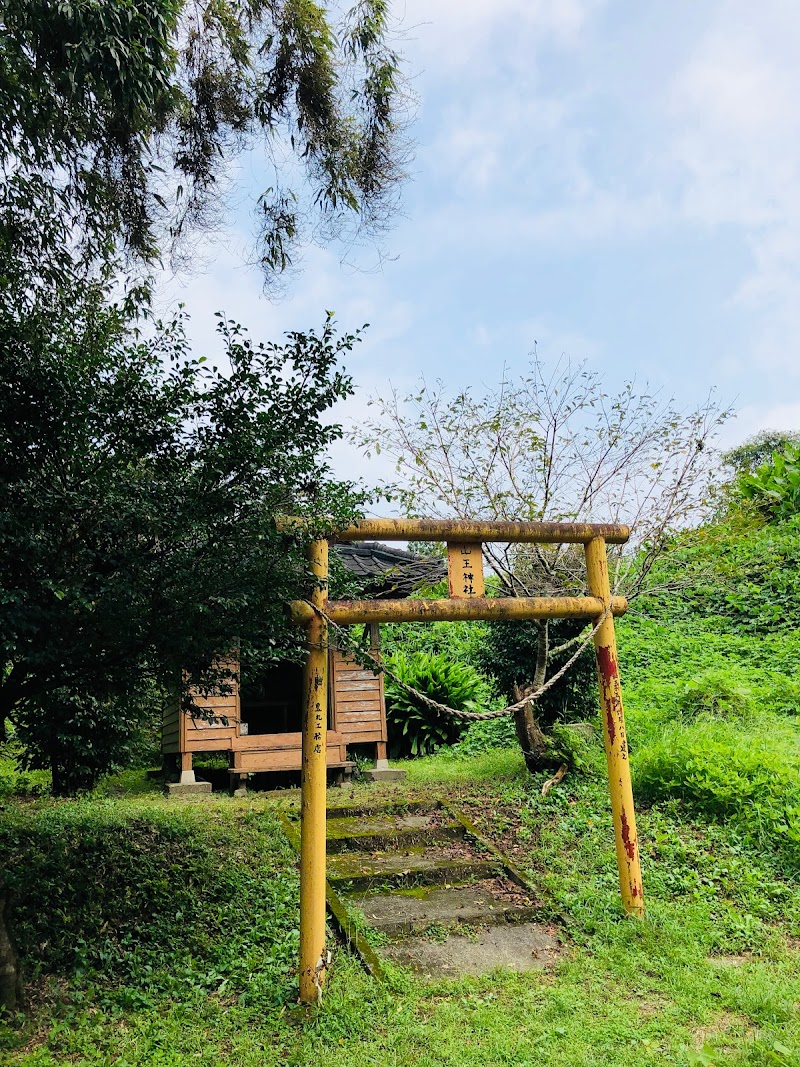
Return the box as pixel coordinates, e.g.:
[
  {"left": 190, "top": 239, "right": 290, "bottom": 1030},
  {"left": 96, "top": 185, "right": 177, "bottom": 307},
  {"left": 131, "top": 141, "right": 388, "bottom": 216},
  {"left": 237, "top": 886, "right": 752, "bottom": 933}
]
[
  {"left": 0, "top": 732, "right": 48, "bottom": 798},
  {"left": 383, "top": 650, "right": 497, "bottom": 757},
  {"left": 0, "top": 802, "right": 300, "bottom": 1008},
  {"left": 676, "top": 669, "right": 755, "bottom": 720},
  {"left": 0, "top": 750, "right": 49, "bottom": 800},
  {"left": 634, "top": 715, "right": 800, "bottom": 870},
  {"left": 381, "top": 618, "right": 490, "bottom": 668},
  {"left": 638, "top": 515, "right": 800, "bottom": 635},
  {"left": 451, "top": 715, "right": 518, "bottom": 756},
  {"left": 764, "top": 675, "right": 800, "bottom": 716},
  {"left": 739, "top": 441, "right": 800, "bottom": 521}
]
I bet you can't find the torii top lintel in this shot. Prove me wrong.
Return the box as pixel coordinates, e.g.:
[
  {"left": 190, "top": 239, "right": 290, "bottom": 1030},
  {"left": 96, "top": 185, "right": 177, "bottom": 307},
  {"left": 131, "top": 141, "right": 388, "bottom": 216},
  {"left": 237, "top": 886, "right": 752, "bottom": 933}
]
[{"left": 329, "top": 518, "right": 630, "bottom": 545}]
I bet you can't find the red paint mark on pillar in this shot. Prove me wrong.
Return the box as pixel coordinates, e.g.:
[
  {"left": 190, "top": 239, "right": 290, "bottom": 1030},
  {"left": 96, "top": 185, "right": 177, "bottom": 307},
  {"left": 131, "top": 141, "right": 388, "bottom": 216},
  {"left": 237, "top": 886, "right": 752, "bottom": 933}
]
[
  {"left": 596, "top": 644, "right": 618, "bottom": 679},
  {"left": 596, "top": 644, "right": 621, "bottom": 746},
  {"left": 620, "top": 808, "right": 636, "bottom": 861},
  {"left": 605, "top": 707, "right": 617, "bottom": 746}
]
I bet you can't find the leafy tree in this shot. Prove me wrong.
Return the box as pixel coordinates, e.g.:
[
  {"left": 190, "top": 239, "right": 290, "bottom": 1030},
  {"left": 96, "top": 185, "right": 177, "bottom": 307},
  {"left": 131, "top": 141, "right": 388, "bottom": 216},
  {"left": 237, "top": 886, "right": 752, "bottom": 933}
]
[
  {"left": 722, "top": 430, "right": 800, "bottom": 473},
  {"left": 0, "top": 0, "right": 407, "bottom": 278},
  {"left": 354, "top": 356, "right": 730, "bottom": 770},
  {"left": 0, "top": 279, "right": 364, "bottom": 794}
]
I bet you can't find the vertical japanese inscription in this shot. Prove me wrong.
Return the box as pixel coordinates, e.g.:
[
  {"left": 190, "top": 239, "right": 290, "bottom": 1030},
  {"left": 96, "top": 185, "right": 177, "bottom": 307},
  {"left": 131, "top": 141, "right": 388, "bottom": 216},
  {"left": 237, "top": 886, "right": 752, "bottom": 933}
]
[
  {"left": 311, "top": 667, "right": 325, "bottom": 755},
  {"left": 447, "top": 542, "right": 485, "bottom": 598}
]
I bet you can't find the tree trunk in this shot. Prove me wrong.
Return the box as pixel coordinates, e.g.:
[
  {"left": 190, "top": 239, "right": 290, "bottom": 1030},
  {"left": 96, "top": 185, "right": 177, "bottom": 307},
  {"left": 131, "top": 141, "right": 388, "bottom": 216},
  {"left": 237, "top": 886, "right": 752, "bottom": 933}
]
[
  {"left": 49, "top": 760, "right": 78, "bottom": 798},
  {"left": 533, "top": 619, "right": 549, "bottom": 691},
  {"left": 512, "top": 700, "right": 551, "bottom": 773},
  {"left": 512, "top": 621, "right": 554, "bottom": 773},
  {"left": 0, "top": 893, "right": 20, "bottom": 1012}
]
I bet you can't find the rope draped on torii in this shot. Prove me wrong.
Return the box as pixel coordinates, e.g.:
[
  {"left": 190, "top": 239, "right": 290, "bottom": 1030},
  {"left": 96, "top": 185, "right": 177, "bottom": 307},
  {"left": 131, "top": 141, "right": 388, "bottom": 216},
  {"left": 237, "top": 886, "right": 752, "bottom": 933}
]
[{"left": 283, "top": 517, "right": 644, "bottom": 1004}]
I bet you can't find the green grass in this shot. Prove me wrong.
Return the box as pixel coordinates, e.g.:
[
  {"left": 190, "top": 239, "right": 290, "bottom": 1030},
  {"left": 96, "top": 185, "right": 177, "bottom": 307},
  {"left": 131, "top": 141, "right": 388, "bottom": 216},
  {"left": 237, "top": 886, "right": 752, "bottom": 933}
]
[
  {"left": 403, "top": 745, "right": 527, "bottom": 785},
  {"left": 3, "top": 749, "right": 800, "bottom": 1066}
]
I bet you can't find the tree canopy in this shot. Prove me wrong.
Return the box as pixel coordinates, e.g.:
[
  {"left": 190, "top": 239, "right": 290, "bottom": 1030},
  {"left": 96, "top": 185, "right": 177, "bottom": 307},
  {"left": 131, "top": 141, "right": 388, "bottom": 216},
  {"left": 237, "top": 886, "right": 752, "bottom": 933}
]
[
  {"left": 0, "top": 0, "right": 411, "bottom": 793},
  {"left": 1, "top": 0, "right": 408, "bottom": 290},
  {"left": 354, "top": 357, "right": 730, "bottom": 602},
  {"left": 722, "top": 430, "right": 800, "bottom": 473},
  {"left": 0, "top": 277, "right": 364, "bottom": 792}
]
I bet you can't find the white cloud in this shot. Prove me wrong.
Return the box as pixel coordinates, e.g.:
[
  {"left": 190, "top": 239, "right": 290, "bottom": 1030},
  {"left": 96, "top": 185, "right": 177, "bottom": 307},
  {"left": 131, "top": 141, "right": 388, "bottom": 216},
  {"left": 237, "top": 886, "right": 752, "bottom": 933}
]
[
  {"left": 148, "top": 0, "right": 800, "bottom": 472},
  {"left": 666, "top": 1, "right": 800, "bottom": 374},
  {"left": 400, "top": 0, "right": 602, "bottom": 67}
]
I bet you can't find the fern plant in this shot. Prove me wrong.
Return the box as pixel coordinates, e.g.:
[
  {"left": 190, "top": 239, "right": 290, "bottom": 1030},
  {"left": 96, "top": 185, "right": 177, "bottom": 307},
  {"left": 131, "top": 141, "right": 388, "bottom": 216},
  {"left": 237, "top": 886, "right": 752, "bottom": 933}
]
[{"left": 383, "top": 650, "right": 496, "bottom": 758}]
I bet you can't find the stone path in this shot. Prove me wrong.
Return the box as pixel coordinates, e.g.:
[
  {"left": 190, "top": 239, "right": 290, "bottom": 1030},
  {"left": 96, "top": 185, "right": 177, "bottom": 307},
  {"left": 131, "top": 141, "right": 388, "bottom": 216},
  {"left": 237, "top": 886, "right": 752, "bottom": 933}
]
[{"left": 325, "top": 802, "right": 563, "bottom": 978}]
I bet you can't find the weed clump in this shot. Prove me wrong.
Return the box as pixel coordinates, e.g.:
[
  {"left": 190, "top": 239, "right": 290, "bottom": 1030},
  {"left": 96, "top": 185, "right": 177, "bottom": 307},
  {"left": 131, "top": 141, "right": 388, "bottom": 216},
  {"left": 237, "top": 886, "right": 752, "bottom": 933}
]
[
  {"left": 676, "top": 669, "right": 755, "bottom": 720},
  {"left": 633, "top": 714, "right": 800, "bottom": 870}
]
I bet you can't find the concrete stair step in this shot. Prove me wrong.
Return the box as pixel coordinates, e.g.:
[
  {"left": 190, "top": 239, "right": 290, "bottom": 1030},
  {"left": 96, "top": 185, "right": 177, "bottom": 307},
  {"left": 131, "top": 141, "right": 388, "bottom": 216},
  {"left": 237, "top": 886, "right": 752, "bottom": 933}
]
[
  {"left": 326, "top": 800, "right": 431, "bottom": 820},
  {"left": 327, "top": 847, "right": 497, "bottom": 892},
  {"left": 326, "top": 812, "right": 464, "bottom": 853},
  {"left": 347, "top": 883, "right": 540, "bottom": 938},
  {"left": 381, "top": 921, "right": 562, "bottom": 977}
]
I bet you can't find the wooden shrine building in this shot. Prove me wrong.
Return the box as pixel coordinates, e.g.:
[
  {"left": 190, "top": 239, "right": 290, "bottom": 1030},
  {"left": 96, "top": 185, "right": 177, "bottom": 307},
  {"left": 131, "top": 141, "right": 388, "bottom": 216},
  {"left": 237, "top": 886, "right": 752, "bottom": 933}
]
[{"left": 163, "top": 543, "right": 444, "bottom": 790}]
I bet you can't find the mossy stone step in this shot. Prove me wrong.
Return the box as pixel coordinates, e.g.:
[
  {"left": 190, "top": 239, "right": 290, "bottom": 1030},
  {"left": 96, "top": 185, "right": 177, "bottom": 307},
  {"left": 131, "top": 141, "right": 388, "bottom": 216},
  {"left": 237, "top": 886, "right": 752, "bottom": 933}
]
[
  {"left": 347, "top": 883, "right": 541, "bottom": 938},
  {"left": 326, "top": 812, "right": 464, "bottom": 853},
  {"left": 327, "top": 847, "right": 497, "bottom": 892},
  {"left": 381, "top": 922, "right": 562, "bottom": 977},
  {"left": 325, "top": 800, "right": 432, "bottom": 821}
]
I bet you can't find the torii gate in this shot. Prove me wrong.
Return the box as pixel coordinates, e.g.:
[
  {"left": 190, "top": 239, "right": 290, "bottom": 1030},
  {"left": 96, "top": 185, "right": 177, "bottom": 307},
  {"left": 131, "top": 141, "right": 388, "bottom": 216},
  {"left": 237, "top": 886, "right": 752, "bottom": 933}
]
[{"left": 288, "top": 518, "right": 643, "bottom": 1003}]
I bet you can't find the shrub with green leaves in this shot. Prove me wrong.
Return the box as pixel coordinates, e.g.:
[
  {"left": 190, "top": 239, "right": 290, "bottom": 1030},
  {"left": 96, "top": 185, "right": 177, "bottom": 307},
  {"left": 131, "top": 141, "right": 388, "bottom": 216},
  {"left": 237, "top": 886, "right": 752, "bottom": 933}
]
[
  {"left": 637, "top": 515, "right": 800, "bottom": 635},
  {"left": 633, "top": 713, "right": 800, "bottom": 870},
  {"left": 383, "top": 650, "right": 497, "bottom": 757},
  {"left": 0, "top": 802, "right": 300, "bottom": 1008},
  {"left": 451, "top": 715, "right": 518, "bottom": 756},
  {"left": 381, "top": 618, "right": 490, "bottom": 668},
  {"left": 676, "top": 669, "right": 755, "bottom": 720},
  {"left": 739, "top": 441, "right": 800, "bottom": 521}
]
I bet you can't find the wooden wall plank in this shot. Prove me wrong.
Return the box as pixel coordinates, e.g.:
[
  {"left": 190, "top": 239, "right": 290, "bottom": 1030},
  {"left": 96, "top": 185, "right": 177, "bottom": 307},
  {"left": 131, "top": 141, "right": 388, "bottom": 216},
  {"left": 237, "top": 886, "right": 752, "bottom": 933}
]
[
  {"left": 235, "top": 748, "right": 349, "bottom": 772},
  {"left": 184, "top": 737, "right": 236, "bottom": 752},
  {"left": 232, "top": 731, "right": 344, "bottom": 752},
  {"left": 333, "top": 700, "right": 382, "bottom": 713},
  {"left": 339, "top": 722, "right": 383, "bottom": 737},
  {"left": 337, "top": 711, "right": 382, "bottom": 725},
  {"left": 336, "top": 679, "right": 381, "bottom": 693}
]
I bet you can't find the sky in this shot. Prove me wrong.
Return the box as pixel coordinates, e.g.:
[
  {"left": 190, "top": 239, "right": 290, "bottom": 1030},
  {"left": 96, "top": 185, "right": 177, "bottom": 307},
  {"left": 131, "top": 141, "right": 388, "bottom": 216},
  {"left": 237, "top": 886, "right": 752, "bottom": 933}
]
[{"left": 156, "top": 1, "right": 800, "bottom": 486}]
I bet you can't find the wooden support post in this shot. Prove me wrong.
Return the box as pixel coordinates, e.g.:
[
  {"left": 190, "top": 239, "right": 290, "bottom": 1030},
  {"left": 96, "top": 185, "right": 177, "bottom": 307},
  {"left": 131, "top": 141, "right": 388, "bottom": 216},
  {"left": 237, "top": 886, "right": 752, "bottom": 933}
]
[
  {"left": 299, "top": 538, "right": 330, "bottom": 1002},
  {"left": 585, "top": 537, "right": 645, "bottom": 917}
]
